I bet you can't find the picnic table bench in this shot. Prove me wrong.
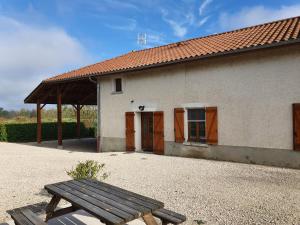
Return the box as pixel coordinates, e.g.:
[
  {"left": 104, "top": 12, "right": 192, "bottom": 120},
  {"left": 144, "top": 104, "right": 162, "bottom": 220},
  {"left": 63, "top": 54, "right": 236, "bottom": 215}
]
[{"left": 9, "top": 179, "right": 186, "bottom": 225}]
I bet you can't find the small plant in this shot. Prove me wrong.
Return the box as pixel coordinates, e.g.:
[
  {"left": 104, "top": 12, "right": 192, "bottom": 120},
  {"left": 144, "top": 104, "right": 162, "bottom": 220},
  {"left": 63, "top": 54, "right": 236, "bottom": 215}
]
[
  {"left": 194, "top": 219, "right": 206, "bottom": 225},
  {"left": 67, "top": 160, "right": 108, "bottom": 181}
]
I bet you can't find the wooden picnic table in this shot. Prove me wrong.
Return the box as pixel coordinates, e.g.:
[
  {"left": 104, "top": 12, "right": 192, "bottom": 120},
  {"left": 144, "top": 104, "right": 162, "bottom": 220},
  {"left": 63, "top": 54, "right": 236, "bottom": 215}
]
[{"left": 44, "top": 179, "right": 164, "bottom": 225}]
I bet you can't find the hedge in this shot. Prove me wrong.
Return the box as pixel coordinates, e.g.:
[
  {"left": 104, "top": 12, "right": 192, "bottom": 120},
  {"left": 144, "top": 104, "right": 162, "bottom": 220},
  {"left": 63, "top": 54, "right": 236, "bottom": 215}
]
[{"left": 0, "top": 122, "right": 95, "bottom": 142}]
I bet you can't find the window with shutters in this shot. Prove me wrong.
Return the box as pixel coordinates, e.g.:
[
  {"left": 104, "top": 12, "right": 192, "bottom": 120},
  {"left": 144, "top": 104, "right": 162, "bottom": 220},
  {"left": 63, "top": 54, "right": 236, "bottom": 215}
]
[
  {"left": 112, "top": 78, "right": 123, "bottom": 94},
  {"left": 187, "top": 108, "right": 206, "bottom": 143}
]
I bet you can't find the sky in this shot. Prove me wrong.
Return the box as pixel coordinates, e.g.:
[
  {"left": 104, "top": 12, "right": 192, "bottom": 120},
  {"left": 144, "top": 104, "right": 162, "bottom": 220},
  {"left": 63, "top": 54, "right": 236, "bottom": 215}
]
[{"left": 0, "top": 0, "right": 300, "bottom": 110}]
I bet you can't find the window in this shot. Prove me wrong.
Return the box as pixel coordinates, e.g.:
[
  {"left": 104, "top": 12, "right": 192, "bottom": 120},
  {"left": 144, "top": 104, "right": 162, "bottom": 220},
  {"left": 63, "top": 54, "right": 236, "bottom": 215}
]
[
  {"left": 113, "top": 78, "right": 122, "bottom": 93},
  {"left": 187, "top": 108, "right": 206, "bottom": 143}
]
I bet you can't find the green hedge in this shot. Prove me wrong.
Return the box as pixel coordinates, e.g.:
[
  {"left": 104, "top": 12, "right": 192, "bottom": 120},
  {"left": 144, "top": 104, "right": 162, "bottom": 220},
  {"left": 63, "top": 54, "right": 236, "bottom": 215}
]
[{"left": 0, "top": 122, "right": 95, "bottom": 142}]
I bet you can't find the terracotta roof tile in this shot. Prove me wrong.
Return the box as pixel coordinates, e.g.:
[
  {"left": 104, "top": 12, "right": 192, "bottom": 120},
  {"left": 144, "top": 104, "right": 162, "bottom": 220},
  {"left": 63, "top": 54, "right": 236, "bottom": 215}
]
[{"left": 46, "top": 16, "right": 300, "bottom": 82}]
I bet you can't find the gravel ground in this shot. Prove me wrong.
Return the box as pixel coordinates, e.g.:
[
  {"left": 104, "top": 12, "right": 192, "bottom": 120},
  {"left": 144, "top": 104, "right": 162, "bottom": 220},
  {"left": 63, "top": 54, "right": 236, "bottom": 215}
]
[{"left": 0, "top": 140, "right": 299, "bottom": 225}]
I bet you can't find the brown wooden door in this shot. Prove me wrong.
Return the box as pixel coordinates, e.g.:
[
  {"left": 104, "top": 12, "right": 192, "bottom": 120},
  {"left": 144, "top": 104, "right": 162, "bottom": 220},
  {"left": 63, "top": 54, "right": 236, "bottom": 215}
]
[
  {"left": 153, "top": 111, "right": 164, "bottom": 155},
  {"left": 125, "top": 112, "right": 135, "bottom": 151},
  {"left": 141, "top": 112, "right": 153, "bottom": 151},
  {"left": 293, "top": 104, "right": 300, "bottom": 151}
]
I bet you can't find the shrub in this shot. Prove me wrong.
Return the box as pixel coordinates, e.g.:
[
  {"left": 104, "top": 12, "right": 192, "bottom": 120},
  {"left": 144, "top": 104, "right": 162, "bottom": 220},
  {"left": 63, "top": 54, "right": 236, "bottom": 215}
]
[
  {"left": 0, "top": 122, "right": 95, "bottom": 142},
  {"left": 0, "top": 123, "right": 7, "bottom": 141},
  {"left": 67, "top": 160, "right": 108, "bottom": 181}
]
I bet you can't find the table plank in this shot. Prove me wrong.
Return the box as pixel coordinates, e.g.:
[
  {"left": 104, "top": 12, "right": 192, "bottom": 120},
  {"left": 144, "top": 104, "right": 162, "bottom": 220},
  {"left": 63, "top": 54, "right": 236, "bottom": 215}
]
[
  {"left": 55, "top": 183, "right": 135, "bottom": 222},
  {"left": 84, "top": 179, "right": 163, "bottom": 207},
  {"left": 63, "top": 181, "right": 142, "bottom": 216},
  {"left": 69, "top": 180, "right": 151, "bottom": 213},
  {"left": 45, "top": 184, "right": 124, "bottom": 225},
  {"left": 77, "top": 180, "right": 162, "bottom": 212}
]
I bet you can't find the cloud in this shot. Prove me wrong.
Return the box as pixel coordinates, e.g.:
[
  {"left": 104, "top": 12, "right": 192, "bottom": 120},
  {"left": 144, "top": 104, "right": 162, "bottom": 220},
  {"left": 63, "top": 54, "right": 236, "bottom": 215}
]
[
  {"left": 199, "top": 0, "right": 213, "bottom": 16},
  {"left": 219, "top": 4, "right": 300, "bottom": 31},
  {"left": 106, "top": 19, "right": 137, "bottom": 31},
  {"left": 197, "top": 16, "right": 210, "bottom": 27},
  {"left": 0, "top": 16, "right": 91, "bottom": 109},
  {"left": 161, "top": 9, "right": 188, "bottom": 38}
]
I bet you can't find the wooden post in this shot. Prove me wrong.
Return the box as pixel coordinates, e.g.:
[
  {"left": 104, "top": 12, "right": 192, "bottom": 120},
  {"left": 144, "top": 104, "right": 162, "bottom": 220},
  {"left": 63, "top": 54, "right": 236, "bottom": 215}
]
[
  {"left": 37, "top": 101, "right": 42, "bottom": 144},
  {"left": 57, "top": 87, "right": 62, "bottom": 147},
  {"left": 76, "top": 104, "right": 80, "bottom": 139}
]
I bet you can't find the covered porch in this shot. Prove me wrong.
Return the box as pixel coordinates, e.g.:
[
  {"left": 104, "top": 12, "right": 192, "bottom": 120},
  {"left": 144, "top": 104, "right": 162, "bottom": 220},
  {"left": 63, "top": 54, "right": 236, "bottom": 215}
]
[{"left": 24, "top": 78, "right": 100, "bottom": 152}]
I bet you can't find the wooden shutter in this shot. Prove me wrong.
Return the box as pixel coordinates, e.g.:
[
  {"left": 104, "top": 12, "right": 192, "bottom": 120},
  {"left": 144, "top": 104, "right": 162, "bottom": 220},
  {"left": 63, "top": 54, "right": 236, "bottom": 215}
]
[
  {"left": 125, "top": 112, "right": 135, "bottom": 151},
  {"left": 153, "top": 111, "right": 164, "bottom": 155},
  {"left": 293, "top": 104, "right": 300, "bottom": 151},
  {"left": 206, "top": 107, "right": 218, "bottom": 144},
  {"left": 174, "top": 108, "right": 185, "bottom": 143}
]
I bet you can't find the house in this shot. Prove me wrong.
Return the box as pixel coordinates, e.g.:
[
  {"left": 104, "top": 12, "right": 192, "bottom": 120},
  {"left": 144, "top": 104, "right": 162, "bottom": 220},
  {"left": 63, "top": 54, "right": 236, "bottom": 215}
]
[{"left": 25, "top": 16, "right": 300, "bottom": 169}]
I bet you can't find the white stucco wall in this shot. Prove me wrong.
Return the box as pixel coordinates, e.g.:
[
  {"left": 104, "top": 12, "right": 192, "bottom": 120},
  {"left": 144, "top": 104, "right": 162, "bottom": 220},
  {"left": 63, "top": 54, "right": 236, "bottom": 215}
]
[{"left": 99, "top": 44, "right": 300, "bottom": 150}]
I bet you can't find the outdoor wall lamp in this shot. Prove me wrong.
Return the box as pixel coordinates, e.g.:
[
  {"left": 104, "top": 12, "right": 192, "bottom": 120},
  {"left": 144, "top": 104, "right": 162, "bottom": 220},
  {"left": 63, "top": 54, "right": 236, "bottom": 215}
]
[{"left": 138, "top": 105, "right": 145, "bottom": 111}]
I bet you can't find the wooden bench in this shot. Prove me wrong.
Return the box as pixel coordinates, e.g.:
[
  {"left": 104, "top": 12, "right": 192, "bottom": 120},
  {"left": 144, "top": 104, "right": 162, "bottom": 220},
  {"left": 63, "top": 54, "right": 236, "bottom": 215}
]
[
  {"left": 153, "top": 208, "right": 186, "bottom": 225},
  {"left": 9, "top": 208, "right": 47, "bottom": 225}
]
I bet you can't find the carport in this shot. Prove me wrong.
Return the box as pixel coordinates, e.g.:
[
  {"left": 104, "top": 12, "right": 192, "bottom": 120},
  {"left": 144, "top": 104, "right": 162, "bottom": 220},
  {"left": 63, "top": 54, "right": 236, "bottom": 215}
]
[{"left": 24, "top": 77, "right": 98, "bottom": 151}]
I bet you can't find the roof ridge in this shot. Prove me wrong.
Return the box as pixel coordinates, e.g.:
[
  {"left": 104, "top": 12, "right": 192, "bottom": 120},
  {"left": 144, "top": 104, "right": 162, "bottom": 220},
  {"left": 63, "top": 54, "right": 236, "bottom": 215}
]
[
  {"left": 121, "top": 15, "right": 300, "bottom": 54},
  {"left": 44, "top": 15, "right": 300, "bottom": 83}
]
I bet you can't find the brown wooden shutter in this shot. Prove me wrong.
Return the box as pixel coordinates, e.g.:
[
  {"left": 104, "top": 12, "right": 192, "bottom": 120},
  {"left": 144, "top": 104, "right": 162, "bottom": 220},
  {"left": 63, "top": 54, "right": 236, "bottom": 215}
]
[
  {"left": 153, "top": 111, "right": 164, "bottom": 155},
  {"left": 125, "top": 112, "right": 135, "bottom": 151},
  {"left": 174, "top": 108, "right": 185, "bottom": 143},
  {"left": 293, "top": 104, "right": 300, "bottom": 151},
  {"left": 206, "top": 107, "right": 218, "bottom": 144}
]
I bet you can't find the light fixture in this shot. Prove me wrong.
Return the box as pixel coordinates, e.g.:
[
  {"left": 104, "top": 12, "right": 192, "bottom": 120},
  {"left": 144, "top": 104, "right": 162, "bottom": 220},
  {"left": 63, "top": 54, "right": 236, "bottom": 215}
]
[{"left": 138, "top": 105, "right": 145, "bottom": 111}]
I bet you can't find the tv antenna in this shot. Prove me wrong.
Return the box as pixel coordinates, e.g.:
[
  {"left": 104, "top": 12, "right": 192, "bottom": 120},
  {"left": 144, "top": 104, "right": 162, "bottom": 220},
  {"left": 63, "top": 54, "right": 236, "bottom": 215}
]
[{"left": 137, "top": 33, "right": 147, "bottom": 46}]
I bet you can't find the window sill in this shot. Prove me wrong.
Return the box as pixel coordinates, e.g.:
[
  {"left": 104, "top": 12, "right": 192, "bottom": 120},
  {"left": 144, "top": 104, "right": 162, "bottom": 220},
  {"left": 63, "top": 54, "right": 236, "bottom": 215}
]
[
  {"left": 183, "top": 142, "right": 209, "bottom": 147},
  {"left": 111, "top": 91, "right": 123, "bottom": 95}
]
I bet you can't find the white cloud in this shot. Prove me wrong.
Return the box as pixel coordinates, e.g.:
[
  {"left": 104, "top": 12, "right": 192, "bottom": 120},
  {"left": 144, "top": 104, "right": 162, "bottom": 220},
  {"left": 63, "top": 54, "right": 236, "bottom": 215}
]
[
  {"left": 197, "top": 16, "right": 210, "bottom": 27},
  {"left": 166, "top": 20, "right": 188, "bottom": 38},
  {"left": 0, "top": 16, "right": 91, "bottom": 109},
  {"left": 161, "top": 9, "right": 188, "bottom": 38},
  {"left": 199, "top": 0, "right": 213, "bottom": 16},
  {"left": 219, "top": 4, "right": 300, "bottom": 31}
]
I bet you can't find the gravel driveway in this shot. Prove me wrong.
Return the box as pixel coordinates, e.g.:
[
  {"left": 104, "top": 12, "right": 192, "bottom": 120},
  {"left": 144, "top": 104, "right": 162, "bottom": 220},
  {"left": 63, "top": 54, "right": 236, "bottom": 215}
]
[{"left": 0, "top": 140, "right": 299, "bottom": 225}]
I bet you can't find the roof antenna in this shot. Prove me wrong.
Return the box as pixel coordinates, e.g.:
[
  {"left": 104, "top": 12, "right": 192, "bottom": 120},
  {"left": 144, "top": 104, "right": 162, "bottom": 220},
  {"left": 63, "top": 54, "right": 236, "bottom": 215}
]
[{"left": 137, "top": 33, "right": 147, "bottom": 46}]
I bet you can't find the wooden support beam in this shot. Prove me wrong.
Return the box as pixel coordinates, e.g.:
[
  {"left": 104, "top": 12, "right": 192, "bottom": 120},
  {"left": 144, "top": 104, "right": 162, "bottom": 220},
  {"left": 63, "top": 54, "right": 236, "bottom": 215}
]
[
  {"left": 41, "top": 104, "right": 46, "bottom": 109},
  {"left": 76, "top": 104, "right": 81, "bottom": 139},
  {"left": 37, "top": 101, "right": 42, "bottom": 144},
  {"left": 57, "top": 87, "right": 62, "bottom": 147}
]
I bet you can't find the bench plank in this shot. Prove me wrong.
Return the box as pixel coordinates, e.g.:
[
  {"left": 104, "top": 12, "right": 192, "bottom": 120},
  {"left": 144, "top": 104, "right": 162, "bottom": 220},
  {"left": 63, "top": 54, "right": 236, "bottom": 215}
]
[
  {"left": 11, "top": 212, "right": 33, "bottom": 225},
  {"left": 153, "top": 209, "right": 186, "bottom": 225},
  {"left": 21, "top": 209, "right": 46, "bottom": 225},
  {"left": 158, "top": 209, "right": 186, "bottom": 221}
]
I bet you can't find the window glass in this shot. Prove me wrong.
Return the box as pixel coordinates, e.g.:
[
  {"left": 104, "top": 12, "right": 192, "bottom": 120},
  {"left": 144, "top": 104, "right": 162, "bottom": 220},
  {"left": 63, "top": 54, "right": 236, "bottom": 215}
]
[
  {"left": 115, "top": 78, "right": 122, "bottom": 92},
  {"left": 188, "top": 108, "right": 205, "bottom": 120},
  {"left": 189, "top": 122, "right": 197, "bottom": 139},
  {"left": 187, "top": 108, "right": 206, "bottom": 143}
]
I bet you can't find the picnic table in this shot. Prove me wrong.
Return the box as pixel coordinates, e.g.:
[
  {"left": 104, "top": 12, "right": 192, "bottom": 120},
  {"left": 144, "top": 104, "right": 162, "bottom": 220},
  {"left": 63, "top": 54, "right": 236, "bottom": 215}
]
[{"left": 44, "top": 179, "right": 164, "bottom": 225}]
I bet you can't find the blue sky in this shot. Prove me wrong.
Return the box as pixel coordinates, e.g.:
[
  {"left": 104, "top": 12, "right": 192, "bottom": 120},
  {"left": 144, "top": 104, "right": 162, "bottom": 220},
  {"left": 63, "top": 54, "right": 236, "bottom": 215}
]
[{"left": 0, "top": 0, "right": 300, "bottom": 109}]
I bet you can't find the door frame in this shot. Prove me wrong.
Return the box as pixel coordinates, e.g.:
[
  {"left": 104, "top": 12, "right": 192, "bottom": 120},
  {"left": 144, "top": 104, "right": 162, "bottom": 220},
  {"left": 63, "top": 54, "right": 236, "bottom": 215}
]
[{"left": 293, "top": 103, "right": 300, "bottom": 151}]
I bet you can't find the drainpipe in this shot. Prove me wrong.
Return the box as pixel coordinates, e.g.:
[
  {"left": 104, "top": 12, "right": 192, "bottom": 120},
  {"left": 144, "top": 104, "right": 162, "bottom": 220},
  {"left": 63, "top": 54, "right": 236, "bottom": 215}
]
[{"left": 89, "top": 76, "right": 101, "bottom": 152}]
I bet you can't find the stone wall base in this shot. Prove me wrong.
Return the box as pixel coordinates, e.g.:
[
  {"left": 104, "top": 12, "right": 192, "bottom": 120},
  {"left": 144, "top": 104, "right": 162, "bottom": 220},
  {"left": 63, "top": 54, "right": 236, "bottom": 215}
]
[{"left": 101, "top": 137, "right": 300, "bottom": 169}]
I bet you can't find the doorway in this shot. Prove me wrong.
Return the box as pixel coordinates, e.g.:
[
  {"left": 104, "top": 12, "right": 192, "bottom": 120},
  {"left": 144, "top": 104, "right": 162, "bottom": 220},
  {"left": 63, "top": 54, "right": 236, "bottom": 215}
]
[{"left": 141, "top": 112, "right": 153, "bottom": 151}]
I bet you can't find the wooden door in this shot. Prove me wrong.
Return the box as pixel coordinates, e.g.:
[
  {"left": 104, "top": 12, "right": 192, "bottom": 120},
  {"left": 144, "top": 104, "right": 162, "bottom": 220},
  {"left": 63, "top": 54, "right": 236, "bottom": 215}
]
[
  {"left": 125, "top": 112, "right": 135, "bottom": 151},
  {"left": 141, "top": 112, "right": 153, "bottom": 151},
  {"left": 293, "top": 104, "right": 300, "bottom": 151},
  {"left": 153, "top": 111, "right": 164, "bottom": 155}
]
